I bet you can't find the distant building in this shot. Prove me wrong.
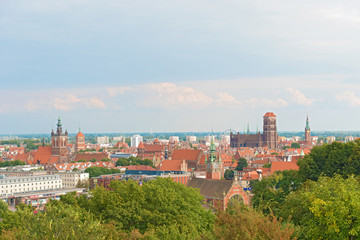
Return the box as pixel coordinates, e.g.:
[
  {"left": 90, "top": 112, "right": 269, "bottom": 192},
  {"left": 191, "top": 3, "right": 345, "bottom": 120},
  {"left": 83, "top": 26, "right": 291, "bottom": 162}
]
[
  {"left": 112, "top": 136, "right": 123, "bottom": 143},
  {"left": 327, "top": 136, "right": 336, "bottom": 144},
  {"left": 230, "top": 112, "right": 278, "bottom": 150},
  {"left": 221, "top": 135, "right": 230, "bottom": 144},
  {"left": 131, "top": 135, "right": 143, "bottom": 148},
  {"left": 0, "top": 174, "right": 62, "bottom": 196},
  {"left": 51, "top": 117, "right": 69, "bottom": 163},
  {"left": 58, "top": 172, "right": 89, "bottom": 190},
  {"left": 169, "top": 136, "right": 179, "bottom": 143},
  {"left": 96, "top": 136, "right": 109, "bottom": 145},
  {"left": 75, "top": 130, "right": 86, "bottom": 152},
  {"left": 345, "top": 136, "right": 355, "bottom": 143},
  {"left": 186, "top": 136, "right": 197, "bottom": 143},
  {"left": 305, "top": 115, "right": 311, "bottom": 144}
]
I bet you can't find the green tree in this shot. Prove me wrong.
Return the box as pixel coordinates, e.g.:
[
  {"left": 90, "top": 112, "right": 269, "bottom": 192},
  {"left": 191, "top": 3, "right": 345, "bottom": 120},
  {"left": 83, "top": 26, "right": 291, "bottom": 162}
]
[
  {"left": 84, "top": 166, "right": 121, "bottom": 178},
  {"left": 281, "top": 175, "right": 360, "bottom": 239},
  {"left": 224, "top": 169, "right": 234, "bottom": 180},
  {"left": 214, "top": 203, "right": 295, "bottom": 240},
  {"left": 290, "top": 142, "right": 301, "bottom": 148},
  {"left": 235, "top": 158, "right": 248, "bottom": 171},
  {"left": 251, "top": 170, "right": 301, "bottom": 216}
]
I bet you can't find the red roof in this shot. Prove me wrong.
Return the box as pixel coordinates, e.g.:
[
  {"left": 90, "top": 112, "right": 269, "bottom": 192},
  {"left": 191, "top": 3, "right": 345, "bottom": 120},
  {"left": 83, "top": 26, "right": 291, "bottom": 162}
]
[
  {"left": 75, "top": 153, "right": 108, "bottom": 162},
  {"left": 126, "top": 165, "right": 156, "bottom": 171},
  {"left": 138, "top": 142, "right": 145, "bottom": 149},
  {"left": 76, "top": 131, "right": 85, "bottom": 137},
  {"left": 159, "top": 160, "right": 185, "bottom": 171},
  {"left": 270, "top": 161, "right": 299, "bottom": 174},
  {"left": 154, "top": 138, "right": 160, "bottom": 143},
  {"left": 171, "top": 149, "right": 202, "bottom": 161},
  {"left": 264, "top": 112, "right": 276, "bottom": 117},
  {"left": 32, "top": 146, "right": 52, "bottom": 164}
]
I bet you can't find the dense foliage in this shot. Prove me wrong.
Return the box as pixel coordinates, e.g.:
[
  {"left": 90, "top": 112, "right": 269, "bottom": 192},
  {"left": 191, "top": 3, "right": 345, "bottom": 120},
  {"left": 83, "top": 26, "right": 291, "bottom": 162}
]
[
  {"left": 84, "top": 166, "right": 121, "bottom": 178},
  {"left": 235, "top": 158, "right": 247, "bottom": 171},
  {"left": 116, "top": 156, "right": 153, "bottom": 167},
  {"left": 0, "top": 178, "right": 214, "bottom": 239},
  {"left": 224, "top": 169, "right": 234, "bottom": 180},
  {"left": 0, "top": 160, "right": 25, "bottom": 168}
]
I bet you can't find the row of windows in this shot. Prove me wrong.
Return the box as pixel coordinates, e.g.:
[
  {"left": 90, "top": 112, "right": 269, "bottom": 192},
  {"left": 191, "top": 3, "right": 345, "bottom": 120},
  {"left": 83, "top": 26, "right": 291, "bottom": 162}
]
[
  {"left": 0, "top": 177, "right": 59, "bottom": 184},
  {"left": 0, "top": 185, "right": 60, "bottom": 194},
  {"left": 0, "top": 181, "right": 60, "bottom": 188}
]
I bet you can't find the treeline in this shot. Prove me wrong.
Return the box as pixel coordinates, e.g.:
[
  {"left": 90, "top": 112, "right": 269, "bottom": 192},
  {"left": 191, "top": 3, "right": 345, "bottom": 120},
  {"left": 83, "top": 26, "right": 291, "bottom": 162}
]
[
  {"left": 0, "top": 139, "right": 41, "bottom": 150},
  {"left": 84, "top": 166, "right": 121, "bottom": 178},
  {"left": 0, "top": 160, "right": 25, "bottom": 168},
  {"left": 116, "top": 156, "right": 153, "bottom": 167},
  {"left": 0, "top": 178, "right": 294, "bottom": 239},
  {"left": 251, "top": 139, "right": 360, "bottom": 239}
]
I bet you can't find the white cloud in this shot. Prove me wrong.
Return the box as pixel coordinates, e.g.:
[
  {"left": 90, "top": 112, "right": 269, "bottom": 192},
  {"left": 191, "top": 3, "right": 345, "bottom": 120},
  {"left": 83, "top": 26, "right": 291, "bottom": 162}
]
[
  {"left": 286, "top": 88, "right": 314, "bottom": 106},
  {"left": 52, "top": 94, "right": 106, "bottom": 111},
  {"left": 245, "top": 98, "right": 288, "bottom": 108},
  {"left": 336, "top": 91, "right": 360, "bottom": 106},
  {"left": 107, "top": 86, "right": 132, "bottom": 97},
  {"left": 139, "top": 82, "right": 213, "bottom": 109}
]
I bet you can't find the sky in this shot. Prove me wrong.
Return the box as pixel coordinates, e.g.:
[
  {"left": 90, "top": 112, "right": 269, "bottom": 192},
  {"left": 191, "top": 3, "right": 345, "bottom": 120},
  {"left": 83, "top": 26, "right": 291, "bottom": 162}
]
[{"left": 1, "top": 0, "right": 360, "bottom": 134}]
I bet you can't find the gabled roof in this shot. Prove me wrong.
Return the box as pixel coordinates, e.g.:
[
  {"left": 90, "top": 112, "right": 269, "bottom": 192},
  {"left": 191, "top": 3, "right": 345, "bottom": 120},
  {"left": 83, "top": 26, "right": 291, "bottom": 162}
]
[
  {"left": 138, "top": 142, "right": 145, "bottom": 149},
  {"left": 264, "top": 112, "right": 276, "bottom": 117},
  {"left": 76, "top": 131, "right": 85, "bottom": 137},
  {"left": 75, "top": 153, "right": 108, "bottom": 162},
  {"left": 126, "top": 165, "right": 156, "bottom": 171},
  {"left": 154, "top": 138, "right": 160, "bottom": 143},
  {"left": 143, "top": 144, "right": 164, "bottom": 153},
  {"left": 32, "top": 146, "right": 52, "bottom": 164},
  {"left": 171, "top": 149, "right": 202, "bottom": 161},
  {"left": 159, "top": 160, "right": 184, "bottom": 171},
  {"left": 187, "top": 178, "right": 233, "bottom": 199},
  {"left": 270, "top": 161, "right": 299, "bottom": 174}
]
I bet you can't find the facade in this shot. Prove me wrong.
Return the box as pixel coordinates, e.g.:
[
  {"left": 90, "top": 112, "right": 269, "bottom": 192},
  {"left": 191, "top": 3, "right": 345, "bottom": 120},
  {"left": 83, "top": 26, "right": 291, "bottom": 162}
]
[
  {"left": 230, "top": 112, "right": 278, "bottom": 150},
  {"left": 97, "top": 136, "right": 109, "bottom": 145},
  {"left": 186, "top": 136, "right": 197, "bottom": 143},
  {"left": 169, "top": 136, "right": 179, "bottom": 143},
  {"left": 131, "top": 135, "right": 143, "bottom": 148},
  {"left": 206, "top": 140, "right": 224, "bottom": 180},
  {"left": 0, "top": 174, "right": 62, "bottom": 196},
  {"left": 58, "top": 172, "right": 89, "bottom": 189},
  {"left": 75, "top": 130, "right": 86, "bottom": 152},
  {"left": 51, "top": 117, "right": 69, "bottom": 163},
  {"left": 305, "top": 115, "right": 311, "bottom": 144}
]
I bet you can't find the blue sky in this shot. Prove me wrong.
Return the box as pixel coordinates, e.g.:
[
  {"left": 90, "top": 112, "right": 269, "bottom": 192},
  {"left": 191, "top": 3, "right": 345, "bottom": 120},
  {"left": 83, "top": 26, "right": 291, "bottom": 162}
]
[{"left": 1, "top": 0, "right": 360, "bottom": 134}]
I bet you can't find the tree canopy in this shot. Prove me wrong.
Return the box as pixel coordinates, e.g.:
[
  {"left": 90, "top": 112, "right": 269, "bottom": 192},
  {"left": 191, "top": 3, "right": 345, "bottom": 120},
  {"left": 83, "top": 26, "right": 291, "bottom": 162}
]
[
  {"left": 84, "top": 166, "right": 121, "bottom": 178},
  {"left": 235, "top": 158, "right": 248, "bottom": 171},
  {"left": 116, "top": 156, "right": 153, "bottom": 167}
]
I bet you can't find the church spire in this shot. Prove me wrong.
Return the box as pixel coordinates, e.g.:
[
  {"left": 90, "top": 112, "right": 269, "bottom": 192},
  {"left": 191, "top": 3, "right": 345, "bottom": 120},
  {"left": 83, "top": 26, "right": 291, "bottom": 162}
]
[{"left": 305, "top": 114, "right": 310, "bottom": 130}]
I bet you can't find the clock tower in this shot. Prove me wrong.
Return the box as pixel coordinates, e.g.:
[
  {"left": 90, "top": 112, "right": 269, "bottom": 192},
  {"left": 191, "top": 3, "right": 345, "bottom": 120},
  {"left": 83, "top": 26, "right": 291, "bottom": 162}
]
[
  {"left": 206, "top": 138, "right": 224, "bottom": 180},
  {"left": 51, "top": 116, "right": 69, "bottom": 163}
]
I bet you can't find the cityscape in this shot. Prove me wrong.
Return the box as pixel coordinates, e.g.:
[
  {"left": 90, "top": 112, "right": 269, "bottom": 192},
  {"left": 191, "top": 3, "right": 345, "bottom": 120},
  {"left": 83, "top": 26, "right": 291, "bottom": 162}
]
[{"left": 2, "top": 0, "right": 360, "bottom": 239}]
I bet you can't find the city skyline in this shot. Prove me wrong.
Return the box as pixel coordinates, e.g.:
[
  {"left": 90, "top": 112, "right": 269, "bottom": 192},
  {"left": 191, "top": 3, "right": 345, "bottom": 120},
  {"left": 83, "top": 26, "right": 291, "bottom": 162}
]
[{"left": 2, "top": 1, "right": 360, "bottom": 133}]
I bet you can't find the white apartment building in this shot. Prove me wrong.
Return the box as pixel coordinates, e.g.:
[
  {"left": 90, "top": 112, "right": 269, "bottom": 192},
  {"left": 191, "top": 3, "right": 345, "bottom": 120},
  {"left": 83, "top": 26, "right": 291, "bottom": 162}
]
[
  {"left": 221, "top": 135, "right": 230, "bottom": 144},
  {"left": 97, "top": 136, "right": 109, "bottom": 145},
  {"left": 59, "top": 172, "right": 89, "bottom": 189},
  {"left": 186, "top": 136, "right": 197, "bottom": 143},
  {"left": 0, "top": 175, "right": 62, "bottom": 196},
  {"left": 131, "top": 135, "right": 143, "bottom": 148},
  {"left": 169, "top": 136, "right": 180, "bottom": 143}
]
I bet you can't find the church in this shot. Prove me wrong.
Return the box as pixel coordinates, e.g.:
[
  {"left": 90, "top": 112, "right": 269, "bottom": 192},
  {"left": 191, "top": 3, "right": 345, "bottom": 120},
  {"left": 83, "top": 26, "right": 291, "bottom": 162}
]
[{"left": 230, "top": 112, "right": 278, "bottom": 150}]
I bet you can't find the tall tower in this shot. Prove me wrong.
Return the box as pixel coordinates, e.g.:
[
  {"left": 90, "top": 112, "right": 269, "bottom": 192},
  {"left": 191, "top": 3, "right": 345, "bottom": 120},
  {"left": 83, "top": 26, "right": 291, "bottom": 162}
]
[
  {"left": 305, "top": 114, "right": 311, "bottom": 144},
  {"left": 263, "top": 112, "right": 278, "bottom": 150},
  {"left": 206, "top": 139, "right": 224, "bottom": 179},
  {"left": 51, "top": 116, "right": 69, "bottom": 162},
  {"left": 75, "top": 128, "right": 86, "bottom": 152}
]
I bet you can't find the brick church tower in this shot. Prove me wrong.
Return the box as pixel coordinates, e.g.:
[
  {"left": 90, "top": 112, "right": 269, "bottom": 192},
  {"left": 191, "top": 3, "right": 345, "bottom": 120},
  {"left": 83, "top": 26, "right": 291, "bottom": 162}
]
[
  {"left": 263, "top": 112, "right": 277, "bottom": 150},
  {"left": 51, "top": 117, "right": 69, "bottom": 162},
  {"left": 75, "top": 128, "right": 86, "bottom": 152},
  {"left": 206, "top": 139, "right": 224, "bottom": 179},
  {"left": 305, "top": 114, "right": 311, "bottom": 144}
]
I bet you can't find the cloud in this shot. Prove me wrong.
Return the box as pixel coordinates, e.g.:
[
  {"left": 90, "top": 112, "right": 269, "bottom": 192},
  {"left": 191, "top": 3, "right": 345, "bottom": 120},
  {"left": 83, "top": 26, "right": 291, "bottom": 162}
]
[
  {"left": 245, "top": 98, "right": 288, "bottom": 108},
  {"left": 336, "top": 91, "right": 360, "bottom": 106},
  {"left": 216, "top": 91, "right": 242, "bottom": 109},
  {"left": 107, "top": 86, "right": 132, "bottom": 97},
  {"left": 139, "top": 82, "right": 213, "bottom": 109},
  {"left": 52, "top": 94, "right": 106, "bottom": 111},
  {"left": 286, "top": 88, "right": 314, "bottom": 106}
]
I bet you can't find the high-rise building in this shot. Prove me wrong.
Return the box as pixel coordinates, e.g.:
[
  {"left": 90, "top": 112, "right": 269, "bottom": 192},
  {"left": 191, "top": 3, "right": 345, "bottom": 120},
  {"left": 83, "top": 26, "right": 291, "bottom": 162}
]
[
  {"left": 131, "top": 135, "right": 143, "bottom": 148},
  {"left": 51, "top": 117, "right": 69, "bottom": 163},
  {"left": 96, "top": 136, "right": 109, "bottom": 145}
]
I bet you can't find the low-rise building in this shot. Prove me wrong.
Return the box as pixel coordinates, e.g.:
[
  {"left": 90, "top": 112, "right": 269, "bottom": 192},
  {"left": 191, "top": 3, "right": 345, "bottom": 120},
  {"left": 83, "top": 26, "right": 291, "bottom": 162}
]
[
  {"left": 0, "top": 174, "right": 62, "bottom": 197},
  {"left": 58, "top": 172, "right": 89, "bottom": 189}
]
